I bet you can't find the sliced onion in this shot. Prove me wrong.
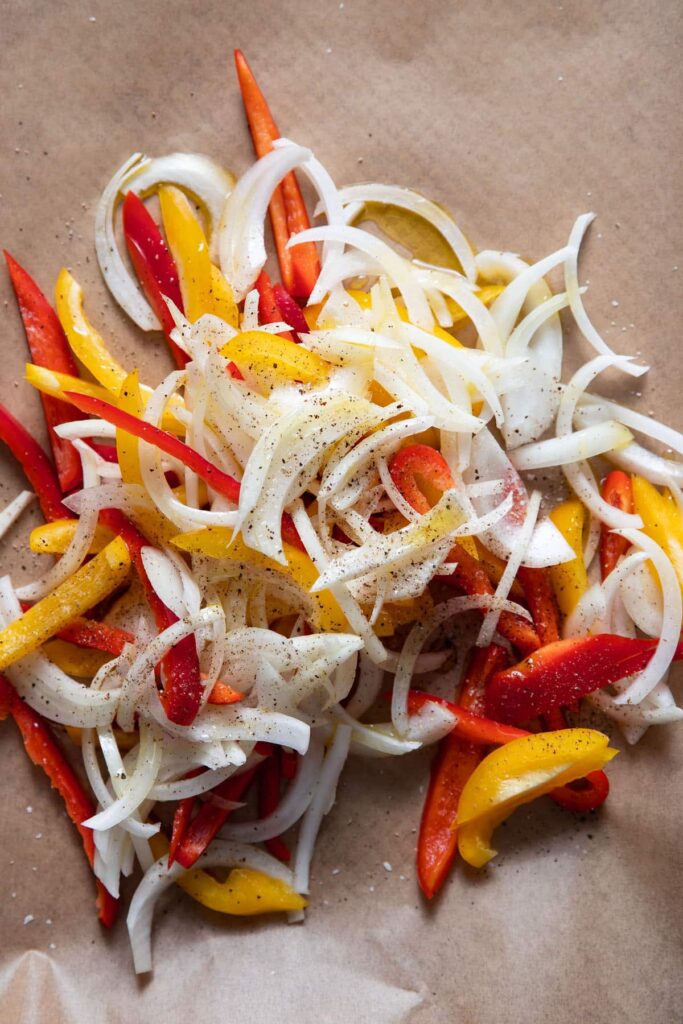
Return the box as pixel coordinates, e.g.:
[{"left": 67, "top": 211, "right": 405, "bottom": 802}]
[
  {"left": 511, "top": 421, "right": 633, "bottom": 471},
  {"left": 83, "top": 721, "right": 162, "bottom": 832},
  {"left": 619, "top": 557, "right": 663, "bottom": 637},
  {"left": 0, "top": 490, "right": 34, "bottom": 542}
]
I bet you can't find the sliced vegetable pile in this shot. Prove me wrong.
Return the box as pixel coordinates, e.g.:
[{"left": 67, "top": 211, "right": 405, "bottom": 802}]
[{"left": 1, "top": 52, "right": 681, "bottom": 973}]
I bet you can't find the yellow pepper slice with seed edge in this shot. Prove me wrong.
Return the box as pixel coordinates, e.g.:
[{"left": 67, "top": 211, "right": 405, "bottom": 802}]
[
  {"left": 173, "top": 528, "right": 349, "bottom": 634},
  {"left": 220, "top": 330, "right": 329, "bottom": 391},
  {"left": 29, "top": 518, "right": 115, "bottom": 555},
  {"left": 43, "top": 639, "right": 111, "bottom": 677},
  {"left": 0, "top": 536, "right": 131, "bottom": 671},
  {"left": 24, "top": 363, "right": 185, "bottom": 435},
  {"left": 55, "top": 269, "right": 128, "bottom": 394},
  {"left": 548, "top": 499, "right": 588, "bottom": 616},
  {"left": 632, "top": 475, "right": 683, "bottom": 595},
  {"left": 159, "top": 185, "right": 238, "bottom": 326},
  {"left": 148, "top": 834, "right": 306, "bottom": 915},
  {"left": 456, "top": 729, "right": 617, "bottom": 868}
]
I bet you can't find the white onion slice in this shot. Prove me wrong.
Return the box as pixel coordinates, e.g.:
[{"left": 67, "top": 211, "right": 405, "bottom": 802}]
[
  {"left": 0, "top": 490, "right": 34, "bottom": 541},
  {"left": 83, "top": 722, "right": 162, "bottom": 832},
  {"left": 619, "top": 558, "right": 663, "bottom": 637},
  {"left": 511, "top": 421, "right": 633, "bottom": 471}
]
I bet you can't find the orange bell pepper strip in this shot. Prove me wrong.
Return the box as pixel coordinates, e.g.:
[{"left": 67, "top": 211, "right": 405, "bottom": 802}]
[
  {"left": 417, "top": 643, "right": 507, "bottom": 899},
  {"left": 5, "top": 252, "right": 84, "bottom": 492},
  {"left": 0, "top": 674, "right": 118, "bottom": 927},
  {"left": 234, "top": 50, "right": 320, "bottom": 298},
  {"left": 0, "top": 403, "right": 70, "bottom": 522},
  {"left": 388, "top": 444, "right": 541, "bottom": 655},
  {"left": 600, "top": 471, "right": 634, "bottom": 579}
]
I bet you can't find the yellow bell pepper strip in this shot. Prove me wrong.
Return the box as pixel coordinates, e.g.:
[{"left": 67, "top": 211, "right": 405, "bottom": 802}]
[
  {"left": 445, "top": 284, "right": 504, "bottom": 325},
  {"left": 632, "top": 474, "right": 683, "bottom": 593},
  {"left": 19, "top": 604, "right": 135, "bottom": 657},
  {"left": 55, "top": 268, "right": 128, "bottom": 394},
  {"left": 173, "top": 528, "right": 348, "bottom": 633},
  {"left": 600, "top": 471, "right": 634, "bottom": 579},
  {"left": 455, "top": 729, "right": 617, "bottom": 868},
  {"left": 158, "top": 185, "right": 239, "bottom": 326},
  {"left": 0, "top": 403, "right": 70, "bottom": 522},
  {"left": 234, "top": 50, "right": 320, "bottom": 299},
  {"left": 43, "top": 639, "right": 111, "bottom": 677},
  {"left": 30, "top": 517, "right": 115, "bottom": 555},
  {"left": 219, "top": 330, "right": 328, "bottom": 391},
  {"left": 65, "top": 723, "right": 139, "bottom": 753},
  {"left": 5, "top": 252, "right": 84, "bottom": 492},
  {"left": 0, "top": 673, "right": 119, "bottom": 927},
  {"left": 548, "top": 499, "right": 588, "bottom": 616},
  {"left": 0, "top": 536, "right": 131, "bottom": 672},
  {"left": 388, "top": 444, "right": 540, "bottom": 654},
  {"left": 485, "top": 634, "right": 683, "bottom": 725}
]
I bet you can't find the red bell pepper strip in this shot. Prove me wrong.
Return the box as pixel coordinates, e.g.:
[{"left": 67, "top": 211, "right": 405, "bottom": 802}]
[
  {"left": 550, "top": 770, "right": 610, "bottom": 813},
  {"left": 64, "top": 390, "right": 304, "bottom": 551},
  {"left": 234, "top": 50, "right": 320, "bottom": 299},
  {"left": 485, "top": 634, "right": 683, "bottom": 725},
  {"left": 174, "top": 752, "right": 268, "bottom": 869},
  {"left": 388, "top": 444, "right": 541, "bottom": 655},
  {"left": 258, "top": 749, "right": 291, "bottom": 862},
  {"left": 255, "top": 270, "right": 294, "bottom": 341},
  {"left": 281, "top": 748, "right": 298, "bottom": 781},
  {"left": 20, "top": 604, "right": 134, "bottom": 657},
  {"left": 4, "top": 252, "right": 84, "bottom": 493},
  {"left": 600, "top": 471, "right": 634, "bottom": 579},
  {"left": 407, "top": 690, "right": 528, "bottom": 746},
  {"left": 86, "top": 440, "right": 120, "bottom": 463},
  {"left": 417, "top": 644, "right": 505, "bottom": 899},
  {"left": 272, "top": 283, "right": 310, "bottom": 338},
  {"left": 121, "top": 191, "right": 188, "bottom": 369},
  {"left": 0, "top": 674, "right": 118, "bottom": 927},
  {"left": 0, "top": 404, "right": 70, "bottom": 522},
  {"left": 517, "top": 566, "right": 560, "bottom": 646},
  {"left": 167, "top": 767, "right": 204, "bottom": 867},
  {"left": 99, "top": 508, "right": 203, "bottom": 726}
]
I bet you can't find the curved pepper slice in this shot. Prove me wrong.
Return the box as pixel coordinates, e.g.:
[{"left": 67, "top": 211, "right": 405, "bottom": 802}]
[
  {"left": 485, "top": 634, "right": 683, "bottom": 724},
  {"left": 179, "top": 865, "right": 306, "bottom": 915},
  {"left": 29, "top": 518, "right": 115, "bottom": 555},
  {"left": 56, "top": 268, "right": 128, "bottom": 394},
  {"left": 0, "top": 404, "right": 70, "bottom": 522},
  {"left": 632, "top": 475, "right": 683, "bottom": 594},
  {"left": 456, "top": 729, "right": 617, "bottom": 867},
  {"left": 219, "top": 330, "right": 327, "bottom": 390},
  {"left": 0, "top": 536, "right": 131, "bottom": 672},
  {"left": 548, "top": 499, "right": 587, "bottom": 616}
]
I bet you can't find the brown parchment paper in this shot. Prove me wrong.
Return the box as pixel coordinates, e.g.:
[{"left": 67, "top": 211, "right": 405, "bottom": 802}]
[{"left": 1, "top": 2, "right": 682, "bottom": 1021}]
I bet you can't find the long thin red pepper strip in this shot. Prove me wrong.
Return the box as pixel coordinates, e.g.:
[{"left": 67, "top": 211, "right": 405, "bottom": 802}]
[
  {"left": 234, "top": 50, "right": 321, "bottom": 299},
  {"left": 485, "top": 634, "right": 683, "bottom": 724},
  {"left": 174, "top": 752, "right": 269, "bottom": 869},
  {"left": 272, "top": 283, "right": 310, "bottom": 338},
  {"left": 407, "top": 690, "right": 528, "bottom": 746},
  {"left": 64, "top": 390, "right": 304, "bottom": 551},
  {"left": 517, "top": 566, "right": 560, "bottom": 646},
  {"left": 0, "top": 404, "right": 70, "bottom": 522},
  {"left": 0, "top": 674, "right": 118, "bottom": 927},
  {"left": 168, "top": 767, "right": 204, "bottom": 867},
  {"left": 258, "top": 749, "right": 291, "bottom": 862},
  {"left": 86, "top": 440, "right": 120, "bottom": 463},
  {"left": 19, "top": 604, "right": 135, "bottom": 657},
  {"left": 388, "top": 444, "right": 540, "bottom": 655},
  {"left": 281, "top": 748, "right": 298, "bottom": 780},
  {"left": 600, "top": 471, "right": 634, "bottom": 580},
  {"left": 255, "top": 270, "right": 294, "bottom": 341},
  {"left": 4, "top": 252, "right": 84, "bottom": 493},
  {"left": 99, "top": 508, "right": 203, "bottom": 726},
  {"left": 121, "top": 191, "right": 188, "bottom": 369},
  {"left": 417, "top": 645, "right": 506, "bottom": 899}
]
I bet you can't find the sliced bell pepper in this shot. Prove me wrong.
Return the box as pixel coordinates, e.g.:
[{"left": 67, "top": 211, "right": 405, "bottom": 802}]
[
  {"left": 0, "top": 536, "right": 131, "bottom": 671},
  {"left": 417, "top": 643, "right": 506, "bottom": 899},
  {"left": 632, "top": 475, "right": 683, "bottom": 594},
  {"left": 600, "top": 471, "right": 634, "bottom": 579},
  {"left": 407, "top": 690, "right": 528, "bottom": 746},
  {"left": 174, "top": 755, "right": 265, "bottom": 869},
  {"left": 177, "top": 864, "right": 306, "bottom": 915},
  {"left": 258, "top": 749, "right": 291, "bottom": 862},
  {"left": 219, "top": 330, "right": 327, "bottom": 390},
  {"left": 485, "top": 633, "right": 683, "bottom": 724},
  {"left": 54, "top": 616, "right": 134, "bottom": 657},
  {"left": 234, "top": 50, "right": 320, "bottom": 299},
  {"left": 548, "top": 499, "right": 588, "bottom": 616},
  {"left": 158, "top": 185, "right": 238, "bottom": 326},
  {"left": 43, "top": 639, "right": 111, "bottom": 677},
  {"left": 0, "top": 404, "right": 70, "bottom": 522},
  {"left": 456, "top": 729, "right": 617, "bottom": 867},
  {"left": 121, "top": 190, "right": 188, "bottom": 368},
  {"left": 271, "top": 283, "right": 310, "bottom": 337},
  {"left": 5, "top": 252, "right": 84, "bottom": 492},
  {"left": 0, "top": 674, "right": 118, "bottom": 926},
  {"left": 29, "top": 517, "right": 115, "bottom": 555},
  {"left": 207, "top": 679, "right": 244, "bottom": 705},
  {"left": 56, "top": 268, "right": 128, "bottom": 394},
  {"left": 168, "top": 767, "right": 204, "bottom": 867},
  {"left": 517, "top": 566, "right": 560, "bottom": 646},
  {"left": 388, "top": 444, "right": 540, "bottom": 653},
  {"left": 99, "top": 509, "right": 203, "bottom": 727},
  {"left": 254, "top": 270, "right": 293, "bottom": 340}
]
